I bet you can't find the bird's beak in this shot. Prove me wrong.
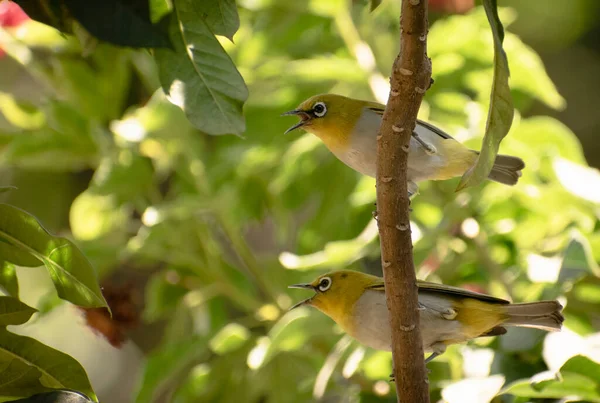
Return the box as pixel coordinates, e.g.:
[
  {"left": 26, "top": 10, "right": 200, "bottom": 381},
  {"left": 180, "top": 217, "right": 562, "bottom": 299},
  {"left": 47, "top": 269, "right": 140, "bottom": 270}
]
[
  {"left": 281, "top": 110, "right": 311, "bottom": 134},
  {"left": 288, "top": 283, "right": 314, "bottom": 290},
  {"left": 288, "top": 283, "right": 315, "bottom": 310}
]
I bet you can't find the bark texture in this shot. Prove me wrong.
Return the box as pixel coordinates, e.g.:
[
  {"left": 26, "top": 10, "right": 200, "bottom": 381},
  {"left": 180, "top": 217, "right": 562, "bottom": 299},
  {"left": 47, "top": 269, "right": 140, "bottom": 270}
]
[{"left": 375, "top": 0, "right": 432, "bottom": 401}]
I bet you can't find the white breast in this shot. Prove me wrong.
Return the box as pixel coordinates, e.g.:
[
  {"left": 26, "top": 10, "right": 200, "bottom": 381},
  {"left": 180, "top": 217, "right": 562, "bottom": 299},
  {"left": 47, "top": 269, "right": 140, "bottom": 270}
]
[
  {"left": 339, "top": 109, "right": 451, "bottom": 184},
  {"left": 351, "top": 290, "right": 465, "bottom": 352}
]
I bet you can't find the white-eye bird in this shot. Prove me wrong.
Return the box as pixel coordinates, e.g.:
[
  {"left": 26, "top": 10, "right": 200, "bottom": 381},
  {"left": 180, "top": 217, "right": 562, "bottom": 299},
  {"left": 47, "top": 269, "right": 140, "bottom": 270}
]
[
  {"left": 289, "top": 270, "right": 563, "bottom": 363},
  {"left": 283, "top": 94, "right": 525, "bottom": 195}
]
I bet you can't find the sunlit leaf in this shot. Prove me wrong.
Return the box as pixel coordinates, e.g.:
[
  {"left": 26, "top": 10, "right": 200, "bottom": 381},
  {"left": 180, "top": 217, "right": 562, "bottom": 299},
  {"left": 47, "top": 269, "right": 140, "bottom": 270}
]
[
  {"left": 0, "top": 261, "right": 18, "bottom": 297},
  {"left": 502, "top": 355, "right": 600, "bottom": 402},
  {"left": 155, "top": 1, "right": 248, "bottom": 136},
  {"left": 0, "top": 204, "right": 107, "bottom": 309},
  {"left": 443, "top": 375, "right": 505, "bottom": 403},
  {"left": 209, "top": 323, "right": 251, "bottom": 355},
  {"left": 457, "top": 0, "right": 514, "bottom": 190},
  {"left": 0, "top": 102, "right": 99, "bottom": 171},
  {"left": 0, "top": 329, "right": 97, "bottom": 402},
  {"left": 0, "top": 93, "right": 45, "bottom": 130},
  {"left": 553, "top": 158, "right": 600, "bottom": 204}
]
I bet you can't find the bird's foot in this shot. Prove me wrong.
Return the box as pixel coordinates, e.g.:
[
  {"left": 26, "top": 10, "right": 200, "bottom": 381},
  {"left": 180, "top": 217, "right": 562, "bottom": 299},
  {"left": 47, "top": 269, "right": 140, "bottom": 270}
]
[{"left": 411, "top": 132, "right": 437, "bottom": 155}]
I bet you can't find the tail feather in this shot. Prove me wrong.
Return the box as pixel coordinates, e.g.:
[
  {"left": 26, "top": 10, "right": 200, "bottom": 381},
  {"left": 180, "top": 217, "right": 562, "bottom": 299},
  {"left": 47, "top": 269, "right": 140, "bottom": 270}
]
[
  {"left": 488, "top": 154, "right": 525, "bottom": 186},
  {"left": 503, "top": 301, "right": 564, "bottom": 332}
]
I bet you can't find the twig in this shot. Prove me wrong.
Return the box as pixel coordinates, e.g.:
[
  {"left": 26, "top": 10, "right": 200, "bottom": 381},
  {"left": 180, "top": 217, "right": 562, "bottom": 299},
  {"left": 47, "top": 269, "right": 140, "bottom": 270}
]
[{"left": 375, "top": 0, "right": 432, "bottom": 401}]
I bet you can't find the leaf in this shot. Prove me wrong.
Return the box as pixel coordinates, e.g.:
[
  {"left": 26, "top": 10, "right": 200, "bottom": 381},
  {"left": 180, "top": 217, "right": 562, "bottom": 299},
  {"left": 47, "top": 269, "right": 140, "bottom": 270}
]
[
  {"left": 0, "top": 358, "right": 52, "bottom": 400},
  {"left": 0, "top": 187, "right": 16, "bottom": 194},
  {"left": 134, "top": 337, "right": 208, "bottom": 403},
  {"left": 554, "top": 158, "right": 600, "bottom": 204},
  {"left": 201, "top": 0, "right": 240, "bottom": 41},
  {"left": 209, "top": 323, "right": 250, "bottom": 355},
  {"left": 561, "top": 355, "right": 600, "bottom": 381},
  {"left": 0, "top": 204, "right": 108, "bottom": 309},
  {"left": 457, "top": 0, "right": 514, "bottom": 190},
  {"left": 143, "top": 271, "right": 188, "bottom": 322},
  {"left": 503, "top": 373, "right": 600, "bottom": 401},
  {"left": 9, "top": 390, "right": 94, "bottom": 403},
  {"left": 0, "top": 329, "right": 97, "bottom": 402},
  {"left": 12, "top": 0, "right": 69, "bottom": 33},
  {"left": 16, "top": 0, "right": 171, "bottom": 48},
  {"left": 155, "top": 1, "right": 248, "bottom": 136},
  {"left": 369, "top": 0, "right": 382, "bottom": 11},
  {"left": 0, "top": 296, "right": 36, "bottom": 326},
  {"left": 0, "top": 102, "right": 99, "bottom": 172},
  {"left": 0, "top": 262, "right": 18, "bottom": 298},
  {"left": 559, "top": 232, "right": 600, "bottom": 282}
]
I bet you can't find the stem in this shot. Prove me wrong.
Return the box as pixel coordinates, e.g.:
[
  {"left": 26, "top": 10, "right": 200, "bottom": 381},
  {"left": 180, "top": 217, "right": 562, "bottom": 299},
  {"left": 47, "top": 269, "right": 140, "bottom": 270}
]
[{"left": 376, "top": 0, "right": 431, "bottom": 402}]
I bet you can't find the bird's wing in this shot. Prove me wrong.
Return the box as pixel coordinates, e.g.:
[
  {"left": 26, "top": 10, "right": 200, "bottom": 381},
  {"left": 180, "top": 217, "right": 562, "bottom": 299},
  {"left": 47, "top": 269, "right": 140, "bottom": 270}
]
[
  {"left": 367, "top": 280, "right": 510, "bottom": 305},
  {"left": 365, "top": 103, "right": 454, "bottom": 140}
]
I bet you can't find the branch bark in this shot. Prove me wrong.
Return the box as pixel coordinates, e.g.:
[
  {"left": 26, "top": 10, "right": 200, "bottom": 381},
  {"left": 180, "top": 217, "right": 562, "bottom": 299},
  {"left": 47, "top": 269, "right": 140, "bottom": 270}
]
[{"left": 376, "top": 0, "right": 431, "bottom": 402}]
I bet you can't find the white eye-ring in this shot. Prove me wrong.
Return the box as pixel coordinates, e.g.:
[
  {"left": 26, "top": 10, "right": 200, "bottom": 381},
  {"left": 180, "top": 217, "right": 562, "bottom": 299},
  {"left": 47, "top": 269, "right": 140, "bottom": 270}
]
[
  {"left": 313, "top": 102, "right": 327, "bottom": 117},
  {"left": 317, "top": 276, "right": 332, "bottom": 292}
]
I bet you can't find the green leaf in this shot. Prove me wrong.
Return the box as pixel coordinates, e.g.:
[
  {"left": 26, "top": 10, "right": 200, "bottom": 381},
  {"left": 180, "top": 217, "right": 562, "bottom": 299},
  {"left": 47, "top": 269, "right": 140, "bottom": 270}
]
[
  {"left": 201, "top": 0, "right": 240, "bottom": 41},
  {"left": 0, "top": 102, "right": 99, "bottom": 172},
  {"left": 134, "top": 337, "right": 207, "bottom": 403},
  {"left": 209, "top": 323, "right": 250, "bottom": 355},
  {"left": 0, "top": 261, "right": 18, "bottom": 298},
  {"left": 457, "top": 0, "right": 514, "bottom": 190},
  {"left": 561, "top": 355, "right": 600, "bottom": 381},
  {"left": 0, "top": 93, "right": 45, "bottom": 130},
  {"left": 0, "top": 358, "right": 52, "bottom": 400},
  {"left": 8, "top": 390, "right": 94, "bottom": 403},
  {"left": 369, "top": 0, "right": 382, "bottom": 11},
  {"left": 559, "top": 232, "right": 600, "bottom": 282},
  {"left": 0, "top": 187, "right": 16, "bottom": 194},
  {"left": 143, "top": 272, "right": 188, "bottom": 323},
  {"left": 0, "top": 329, "right": 97, "bottom": 402},
  {"left": 0, "top": 296, "right": 36, "bottom": 326},
  {"left": 501, "top": 372, "right": 600, "bottom": 402},
  {"left": 18, "top": 0, "right": 172, "bottom": 48},
  {"left": 155, "top": 1, "right": 248, "bottom": 136},
  {"left": 0, "top": 204, "right": 108, "bottom": 309}
]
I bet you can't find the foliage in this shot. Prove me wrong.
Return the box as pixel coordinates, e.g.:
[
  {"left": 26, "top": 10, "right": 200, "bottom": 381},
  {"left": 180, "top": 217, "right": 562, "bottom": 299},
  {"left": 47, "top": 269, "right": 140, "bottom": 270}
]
[
  {"left": 0, "top": 1, "right": 599, "bottom": 403},
  {"left": 456, "top": 0, "right": 514, "bottom": 190}
]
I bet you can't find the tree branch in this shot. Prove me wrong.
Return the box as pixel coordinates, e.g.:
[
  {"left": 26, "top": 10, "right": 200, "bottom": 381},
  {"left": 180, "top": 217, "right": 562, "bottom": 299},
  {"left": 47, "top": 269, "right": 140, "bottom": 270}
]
[{"left": 376, "top": 0, "right": 431, "bottom": 402}]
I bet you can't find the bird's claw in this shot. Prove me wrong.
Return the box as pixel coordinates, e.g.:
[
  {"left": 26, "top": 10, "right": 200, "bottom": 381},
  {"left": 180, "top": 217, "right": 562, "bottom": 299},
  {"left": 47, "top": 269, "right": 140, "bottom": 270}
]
[{"left": 411, "top": 132, "right": 437, "bottom": 155}]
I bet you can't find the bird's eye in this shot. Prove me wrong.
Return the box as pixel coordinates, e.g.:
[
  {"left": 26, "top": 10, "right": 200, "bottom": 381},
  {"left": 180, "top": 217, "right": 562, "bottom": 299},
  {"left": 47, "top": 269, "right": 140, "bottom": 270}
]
[
  {"left": 313, "top": 102, "right": 327, "bottom": 117},
  {"left": 317, "top": 276, "right": 332, "bottom": 292}
]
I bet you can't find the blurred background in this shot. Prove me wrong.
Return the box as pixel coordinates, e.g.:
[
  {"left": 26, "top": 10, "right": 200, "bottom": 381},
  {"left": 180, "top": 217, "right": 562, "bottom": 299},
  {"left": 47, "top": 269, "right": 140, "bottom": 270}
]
[{"left": 1, "top": 0, "right": 600, "bottom": 402}]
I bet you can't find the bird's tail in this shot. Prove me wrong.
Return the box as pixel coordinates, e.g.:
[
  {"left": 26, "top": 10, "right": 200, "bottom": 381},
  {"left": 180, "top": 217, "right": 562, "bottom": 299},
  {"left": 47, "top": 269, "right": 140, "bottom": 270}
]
[
  {"left": 502, "top": 301, "right": 564, "bottom": 332},
  {"left": 487, "top": 154, "right": 526, "bottom": 186}
]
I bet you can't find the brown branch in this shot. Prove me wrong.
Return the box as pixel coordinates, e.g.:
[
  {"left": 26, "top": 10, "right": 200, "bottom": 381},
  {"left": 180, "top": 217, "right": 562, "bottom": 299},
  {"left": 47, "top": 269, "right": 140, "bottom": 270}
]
[{"left": 375, "top": 0, "right": 431, "bottom": 402}]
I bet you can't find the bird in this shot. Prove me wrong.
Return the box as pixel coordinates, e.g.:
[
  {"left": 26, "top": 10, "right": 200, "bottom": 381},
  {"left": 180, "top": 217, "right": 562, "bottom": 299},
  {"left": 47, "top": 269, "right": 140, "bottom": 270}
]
[
  {"left": 289, "top": 270, "right": 563, "bottom": 364},
  {"left": 283, "top": 94, "right": 525, "bottom": 196}
]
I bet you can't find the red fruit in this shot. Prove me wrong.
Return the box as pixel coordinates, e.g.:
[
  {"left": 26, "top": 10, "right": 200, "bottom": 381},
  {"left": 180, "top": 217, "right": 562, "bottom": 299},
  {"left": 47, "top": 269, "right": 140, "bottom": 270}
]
[{"left": 0, "top": 2, "right": 29, "bottom": 28}]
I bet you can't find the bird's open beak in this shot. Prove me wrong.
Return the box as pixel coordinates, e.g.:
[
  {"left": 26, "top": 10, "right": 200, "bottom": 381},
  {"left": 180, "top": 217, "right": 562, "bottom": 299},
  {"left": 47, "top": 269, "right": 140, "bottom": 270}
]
[
  {"left": 288, "top": 283, "right": 315, "bottom": 310},
  {"left": 281, "top": 110, "right": 311, "bottom": 134}
]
